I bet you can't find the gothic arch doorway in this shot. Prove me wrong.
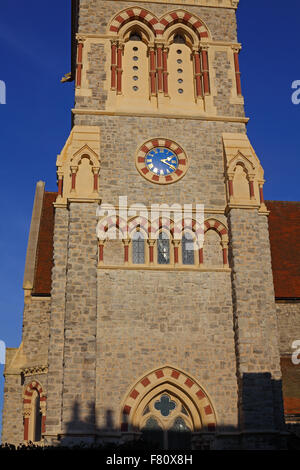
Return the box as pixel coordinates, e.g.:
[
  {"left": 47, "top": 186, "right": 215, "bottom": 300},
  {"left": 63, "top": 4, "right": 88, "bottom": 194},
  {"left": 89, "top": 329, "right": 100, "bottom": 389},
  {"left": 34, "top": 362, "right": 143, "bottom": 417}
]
[{"left": 121, "top": 366, "right": 217, "bottom": 450}]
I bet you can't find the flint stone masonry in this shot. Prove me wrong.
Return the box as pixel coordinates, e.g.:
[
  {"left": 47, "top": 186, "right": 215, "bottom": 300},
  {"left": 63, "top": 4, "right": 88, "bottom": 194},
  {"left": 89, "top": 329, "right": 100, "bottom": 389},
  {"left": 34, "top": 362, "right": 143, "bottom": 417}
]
[
  {"left": 61, "top": 203, "right": 98, "bottom": 432},
  {"left": 22, "top": 298, "right": 51, "bottom": 363},
  {"left": 74, "top": 115, "right": 245, "bottom": 208},
  {"left": 44, "top": 207, "right": 69, "bottom": 437},
  {"left": 96, "top": 269, "right": 238, "bottom": 430},
  {"left": 1, "top": 375, "right": 23, "bottom": 446},
  {"left": 228, "top": 208, "right": 284, "bottom": 431}
]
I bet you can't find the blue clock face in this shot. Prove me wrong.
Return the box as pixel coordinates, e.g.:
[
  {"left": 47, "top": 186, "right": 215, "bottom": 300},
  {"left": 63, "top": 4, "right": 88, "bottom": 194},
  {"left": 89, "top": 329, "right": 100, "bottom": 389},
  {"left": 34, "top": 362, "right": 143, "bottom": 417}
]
[{"left": 145, "top": 147, "right": 179, "bottom": 176}]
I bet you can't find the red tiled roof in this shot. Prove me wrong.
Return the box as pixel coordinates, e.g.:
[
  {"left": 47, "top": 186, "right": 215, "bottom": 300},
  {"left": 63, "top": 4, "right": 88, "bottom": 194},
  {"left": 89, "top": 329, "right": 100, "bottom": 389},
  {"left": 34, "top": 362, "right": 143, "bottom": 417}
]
[
  {"left": 32, "top": 191, "right": 57, "bottom": 295},
  {"left": 266, "top": 201, "right": 300, "bottom": 299}
]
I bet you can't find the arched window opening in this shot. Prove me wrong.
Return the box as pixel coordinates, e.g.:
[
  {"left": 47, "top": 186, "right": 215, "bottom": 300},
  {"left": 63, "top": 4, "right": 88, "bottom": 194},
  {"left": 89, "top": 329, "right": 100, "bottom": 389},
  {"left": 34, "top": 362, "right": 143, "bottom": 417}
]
[
  {"left": 173, "top": 33, "right": 186, "bottom": 44},
  {"left": 203, "top": 229, "right": 223, "bottom": 267},
  {"left": 122, "top": 27, "right": 149, "bottom": 100},
  {"left": 129, "top": 32, "right": 142, "bottom": 41},
  {"left": 182, "top": 232, "right": 195, "bottom": 265},
  {"left": 30, "top": 389, "right": 42, "bottom": 442},
  {"left": 167, "top": 33, "right": 194, "bottom": 102},
  {"left": 157, "top": 232, "right": 170, "bottom": 265},
  {"left": 132, "top": 231, "right": 145, "bottom": 264},
  {"left": 140, "top": 392, "right": 192, "bottom": 450}
]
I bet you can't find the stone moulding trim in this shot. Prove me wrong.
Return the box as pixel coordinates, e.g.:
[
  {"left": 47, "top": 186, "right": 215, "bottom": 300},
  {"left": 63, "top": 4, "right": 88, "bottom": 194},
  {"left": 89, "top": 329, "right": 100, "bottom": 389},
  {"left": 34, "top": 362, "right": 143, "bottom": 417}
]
[
  {"left": 72, "top": 108, "right": 249, "bottom": 124},
  {"left": 225, "top": 203, "right": 269, "bottom": 215},
  {"left": 120, "top": 365, "right": 217, "bottom": 432},
  {"left": 109, "top": 205, "right": 227, "bottom": 215},
  {"left": 54, "top": 198, "right": 101, "bottom": 209},
  {"left": 76, "top": 33, "right": 241, "bottom": 50},
  {"left": 100, "top": 0, "right": 239, "bottom": 9},
  {"left": 97, "top": 265, "right": 231, "bottom": 272},
  {"left": 22, "top": 365, "right": 48, "bottom": 377}
]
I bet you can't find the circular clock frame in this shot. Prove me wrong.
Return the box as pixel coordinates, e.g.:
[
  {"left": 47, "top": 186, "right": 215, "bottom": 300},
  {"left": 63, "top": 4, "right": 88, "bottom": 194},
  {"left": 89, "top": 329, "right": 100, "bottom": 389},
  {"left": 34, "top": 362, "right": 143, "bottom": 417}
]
[{"left": 135, "top": 138, "right": 189, "bottom": 185}]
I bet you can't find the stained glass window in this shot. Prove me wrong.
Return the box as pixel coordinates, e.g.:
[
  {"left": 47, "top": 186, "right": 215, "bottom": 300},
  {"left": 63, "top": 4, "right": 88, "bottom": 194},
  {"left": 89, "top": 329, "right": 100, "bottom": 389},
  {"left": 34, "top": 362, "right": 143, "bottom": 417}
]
[
  {"left": 182, "top": 232, "right": 195, "bottom": 265},
  {"left": 154, "top": 394, "right": 176, "bottom": 417},
  {"left": 132, "top": 231, "right": 145, "bottom": 264},
  {"left": 170, "top": 417, "right": 190, "bottom": 432},
  {"left": 158, "top": 232, "right": 170, "bottom": 264},
  {"left": 143, "top": 417, "right": 162, "bottom": 430}
]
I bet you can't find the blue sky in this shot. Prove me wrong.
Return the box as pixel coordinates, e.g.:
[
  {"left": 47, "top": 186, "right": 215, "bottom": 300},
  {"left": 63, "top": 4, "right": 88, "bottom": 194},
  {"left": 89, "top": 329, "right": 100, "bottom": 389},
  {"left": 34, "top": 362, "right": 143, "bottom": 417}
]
[{"left": 0, "top": 0, "right": 299, "bottom": 439}]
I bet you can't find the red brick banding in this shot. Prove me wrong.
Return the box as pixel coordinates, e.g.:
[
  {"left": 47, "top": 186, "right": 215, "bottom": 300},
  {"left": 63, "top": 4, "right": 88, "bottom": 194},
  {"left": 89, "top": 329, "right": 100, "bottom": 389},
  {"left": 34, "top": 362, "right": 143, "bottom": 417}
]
[
  {"left": 109, "top": 9, "right": 210, "bottom": 40},
  {"left": 23, "top": 381, "right": 47, "bottom": 440},
  {"left": 121, "top": 367, "right": 217, "bottom": 433}
]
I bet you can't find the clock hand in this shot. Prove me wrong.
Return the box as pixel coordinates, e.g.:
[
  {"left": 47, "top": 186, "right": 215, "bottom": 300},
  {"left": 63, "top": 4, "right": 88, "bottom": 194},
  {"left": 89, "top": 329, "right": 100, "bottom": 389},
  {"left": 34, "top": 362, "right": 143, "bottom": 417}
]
[{"left": 161, "top": 158, "right": 176, "bottom": 170}]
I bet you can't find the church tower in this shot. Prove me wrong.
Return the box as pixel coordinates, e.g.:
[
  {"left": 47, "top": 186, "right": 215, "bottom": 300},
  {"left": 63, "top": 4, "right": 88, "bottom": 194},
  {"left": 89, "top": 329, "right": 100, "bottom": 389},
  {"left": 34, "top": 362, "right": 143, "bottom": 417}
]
[{"left": 2, "top": 0, "right": 288, "bottom": 450}]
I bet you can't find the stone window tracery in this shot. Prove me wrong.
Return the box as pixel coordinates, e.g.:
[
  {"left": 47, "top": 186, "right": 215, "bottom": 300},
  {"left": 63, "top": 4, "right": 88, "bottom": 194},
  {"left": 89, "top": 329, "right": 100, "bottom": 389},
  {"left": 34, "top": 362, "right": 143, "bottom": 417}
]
[{"left": 140, "top": 391, "right": 193, "bottom": 450}]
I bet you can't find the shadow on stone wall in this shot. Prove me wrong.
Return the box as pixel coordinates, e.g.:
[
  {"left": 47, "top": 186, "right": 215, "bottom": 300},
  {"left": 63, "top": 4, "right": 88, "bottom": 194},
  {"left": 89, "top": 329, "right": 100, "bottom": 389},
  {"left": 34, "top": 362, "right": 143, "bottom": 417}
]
[{"left": 55, "top": 372, "right": 300, "bottom": 451}]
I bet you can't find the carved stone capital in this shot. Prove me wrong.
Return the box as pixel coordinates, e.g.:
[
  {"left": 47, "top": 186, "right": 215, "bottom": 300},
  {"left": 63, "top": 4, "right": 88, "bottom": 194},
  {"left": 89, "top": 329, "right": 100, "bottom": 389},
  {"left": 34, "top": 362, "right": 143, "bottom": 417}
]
[
  {"left": 248, "top": 173, "right": 256, "bottom": 182},
  {"left": 76, "top": 35, "right": 86, "bottom": 45},
  {"left": 200, "top": 44, "right": 209, "bottom": 52},
  {"left": 92, "top": 166, "right": 100, "bottom": 175},
  {"left": 231, "top": 44, "right": 242, "bottom": 54},
  {"left": 221, "top": 239, "right": 229, "bottom": 248},
  {"left": 70, "top": 165, "right": 78, "bottom": 174}
]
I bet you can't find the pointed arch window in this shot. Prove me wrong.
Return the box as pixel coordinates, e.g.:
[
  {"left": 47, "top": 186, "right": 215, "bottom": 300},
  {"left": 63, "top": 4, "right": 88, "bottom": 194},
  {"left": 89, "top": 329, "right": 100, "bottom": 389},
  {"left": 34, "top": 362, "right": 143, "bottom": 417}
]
[
  {"left": 167, "top": 30, "right": 195, "bottom": 101},
  {"left": 132, "top": 231, "right": 145, "bottom": 264},
  {"left": 129, "top": 32, "right": 142, "bottom": 41},
  {"left": 140, "top": 392, "right": 192, "bottom": 450},
  {"left": 182, "top": 232, "right": 195, "bottom": 265},
  {"left": 116, "top": 25, "right": 151, "bottom": 98},
  {"left": 173, "top": 34, "right": 186, "bottom": 44},
  {"left": 28, "top": 389, "right": 42, "bottom": 442},
  {"left": 157, "top": 232, "right": 170, "bottom": 265}
]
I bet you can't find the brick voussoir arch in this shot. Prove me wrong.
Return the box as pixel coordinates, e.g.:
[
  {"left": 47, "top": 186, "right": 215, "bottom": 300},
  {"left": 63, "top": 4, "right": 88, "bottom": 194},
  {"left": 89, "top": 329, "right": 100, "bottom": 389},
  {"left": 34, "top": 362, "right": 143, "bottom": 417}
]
[
  {"left": 108, "top": 8, "right": 211, "bottom": 39},
  {"left": 109, "top": 7, "right": 160, "bottom": 35},
  {"left": 204, "top": 218, "right": 228, "bottom": 239},
  {"left": 121, "top": 366, "right": 217, "bottom": 432},
  {"left": 23, "top": 381, "right": 46, "bottom": 403},
  {"left": 159, "top": 9, "right": 210, "bottom": 39},
  {"left": 97, "top": 215, "right": 128, "bottom": 241},
  {"left": 23, "top": 380, "right": 47, "bottom": 441}
]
